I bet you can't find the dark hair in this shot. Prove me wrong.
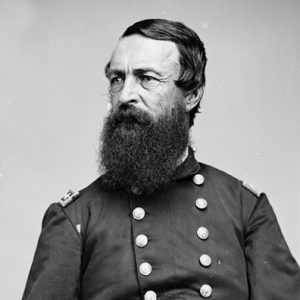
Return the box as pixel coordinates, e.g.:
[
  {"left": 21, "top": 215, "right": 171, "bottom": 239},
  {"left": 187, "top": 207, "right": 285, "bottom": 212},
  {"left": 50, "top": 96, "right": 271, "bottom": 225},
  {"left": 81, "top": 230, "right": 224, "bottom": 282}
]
[{"left": 121, "top": 19, "right": 207, "bottom": 126}]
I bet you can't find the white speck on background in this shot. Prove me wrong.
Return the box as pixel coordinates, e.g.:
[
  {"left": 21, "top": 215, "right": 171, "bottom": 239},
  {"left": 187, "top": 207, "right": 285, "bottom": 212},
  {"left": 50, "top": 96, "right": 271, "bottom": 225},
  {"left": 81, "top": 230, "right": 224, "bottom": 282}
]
[{"left": 201, "top": 22, "right": 208, "bottom": 30}]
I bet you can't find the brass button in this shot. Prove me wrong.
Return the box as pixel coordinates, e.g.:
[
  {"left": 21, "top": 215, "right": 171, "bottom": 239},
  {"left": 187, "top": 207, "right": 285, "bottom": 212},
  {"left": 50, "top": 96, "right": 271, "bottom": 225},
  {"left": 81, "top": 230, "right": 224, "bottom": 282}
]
[
  {"left": 131, "top": 185, "right": 142, "bottom": 195},
  {"left": 199, "top": 254, "right": 212, "bottom": 267},
  {"left": 200, "top": 284, "right": 213, "bottom": 298},
  {"left": 133, "top": 207, "right": 145, "bottom": 220},
  {"left": 193, "top": 174, "right": 205, "bottom": 185},
  {"left": 195, "top": 198, "right": 208, "bottom": 210},
  {"left": 197, "top": 227, "right": 209, "bottom": 240},
  {"left": 139, "top": 262, "right": 152, "bottom": 276},
  {"left": 144, "top": 290, "right": 157, "bottom": 300},
  {"left": 136, "top": 234, "right": 148, "bottom": 248}
]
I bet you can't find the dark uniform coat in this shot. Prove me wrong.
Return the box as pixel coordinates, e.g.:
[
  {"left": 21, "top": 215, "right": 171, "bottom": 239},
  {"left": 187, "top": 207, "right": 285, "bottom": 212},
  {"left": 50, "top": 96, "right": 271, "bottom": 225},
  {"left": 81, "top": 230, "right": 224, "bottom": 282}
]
[{"left": 23, "top": 150, "right": 300, "bottom": 299}]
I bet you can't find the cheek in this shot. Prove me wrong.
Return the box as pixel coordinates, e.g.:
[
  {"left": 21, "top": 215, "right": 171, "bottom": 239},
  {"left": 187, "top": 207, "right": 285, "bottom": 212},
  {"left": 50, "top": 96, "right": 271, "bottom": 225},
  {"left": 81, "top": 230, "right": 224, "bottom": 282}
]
[
  {"left": 153, "top": 89, "right": 182, "bottom": 111},
  {"left": 145, "top": 91, "right": 166, "bottom": 112},
  {"left": 109, "top": 93, "right": 120, "bottom": 109}
]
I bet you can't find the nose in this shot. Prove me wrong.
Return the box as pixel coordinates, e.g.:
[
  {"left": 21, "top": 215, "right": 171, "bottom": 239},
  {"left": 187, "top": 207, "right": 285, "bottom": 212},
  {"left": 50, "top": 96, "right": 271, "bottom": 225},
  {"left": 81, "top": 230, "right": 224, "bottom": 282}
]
[{"left": 118, "top": 77, "right": 139, "bottom": 106}]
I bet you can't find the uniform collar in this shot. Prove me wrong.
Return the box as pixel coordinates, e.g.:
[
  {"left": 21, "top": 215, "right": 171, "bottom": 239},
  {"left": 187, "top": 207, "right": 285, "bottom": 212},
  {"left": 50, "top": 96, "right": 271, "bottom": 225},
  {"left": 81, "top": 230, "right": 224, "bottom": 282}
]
[{"left": 173, "top": 147, "right": 201, "bottom": 181}]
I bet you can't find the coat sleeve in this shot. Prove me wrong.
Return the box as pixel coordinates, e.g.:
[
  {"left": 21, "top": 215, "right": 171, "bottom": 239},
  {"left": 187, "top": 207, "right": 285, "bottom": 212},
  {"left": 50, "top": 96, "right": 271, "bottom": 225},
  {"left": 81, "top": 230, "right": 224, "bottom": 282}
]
[
  {"left": 244, "top": 193, "right": 300, "bottom": 299},
  {"left": 22, "top": 203, "right": 82, "bottom": 300}
]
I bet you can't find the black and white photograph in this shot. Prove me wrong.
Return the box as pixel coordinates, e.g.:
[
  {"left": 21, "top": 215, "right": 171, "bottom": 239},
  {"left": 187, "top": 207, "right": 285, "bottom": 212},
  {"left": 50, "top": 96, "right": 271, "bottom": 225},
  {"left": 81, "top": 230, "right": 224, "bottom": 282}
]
[{"left": 1, "top": 0, "right": 299, "bottom": 299}]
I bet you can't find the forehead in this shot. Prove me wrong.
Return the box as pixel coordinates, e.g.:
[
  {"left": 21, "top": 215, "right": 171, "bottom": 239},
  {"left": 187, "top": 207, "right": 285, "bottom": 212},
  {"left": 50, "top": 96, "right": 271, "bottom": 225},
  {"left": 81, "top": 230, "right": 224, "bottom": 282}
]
[{"left": 108, "top": 34, "right": 180, "bottom": 73}]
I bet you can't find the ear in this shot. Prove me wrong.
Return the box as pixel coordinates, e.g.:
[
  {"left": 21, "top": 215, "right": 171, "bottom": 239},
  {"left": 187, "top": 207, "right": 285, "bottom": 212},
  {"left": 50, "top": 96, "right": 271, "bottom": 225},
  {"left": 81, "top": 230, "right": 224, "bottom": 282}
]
[{"left": 184, "top": 87, "right": 204, "bottom": 112}]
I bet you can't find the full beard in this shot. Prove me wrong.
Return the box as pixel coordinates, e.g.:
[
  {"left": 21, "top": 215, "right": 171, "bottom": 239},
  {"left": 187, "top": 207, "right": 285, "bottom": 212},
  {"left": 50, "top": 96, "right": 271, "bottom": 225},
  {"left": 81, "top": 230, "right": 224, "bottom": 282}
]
[{"left": 99, "top": 102, "right": 190, "bottom": 195}]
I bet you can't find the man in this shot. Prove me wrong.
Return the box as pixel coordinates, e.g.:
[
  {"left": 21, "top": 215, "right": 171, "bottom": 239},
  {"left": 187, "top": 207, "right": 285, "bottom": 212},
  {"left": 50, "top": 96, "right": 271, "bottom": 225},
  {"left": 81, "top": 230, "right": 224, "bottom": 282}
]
[{"left": 23, "top": 19, "right": 300, "bottom": 300}]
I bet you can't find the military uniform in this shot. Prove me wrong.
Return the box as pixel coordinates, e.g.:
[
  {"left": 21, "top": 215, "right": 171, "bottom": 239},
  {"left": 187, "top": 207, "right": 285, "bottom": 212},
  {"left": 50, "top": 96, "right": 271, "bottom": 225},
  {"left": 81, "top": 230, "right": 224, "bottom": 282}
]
[{"left": 23, "top": 149, "right": 300, "bottom": 299}]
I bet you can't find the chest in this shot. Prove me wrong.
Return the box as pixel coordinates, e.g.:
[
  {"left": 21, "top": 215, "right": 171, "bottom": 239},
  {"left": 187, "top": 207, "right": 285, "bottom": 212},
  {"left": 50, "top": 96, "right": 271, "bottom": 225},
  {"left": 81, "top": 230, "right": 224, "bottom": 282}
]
[{"left": 81, "top": 180, "right": 249, "bottom": 299}]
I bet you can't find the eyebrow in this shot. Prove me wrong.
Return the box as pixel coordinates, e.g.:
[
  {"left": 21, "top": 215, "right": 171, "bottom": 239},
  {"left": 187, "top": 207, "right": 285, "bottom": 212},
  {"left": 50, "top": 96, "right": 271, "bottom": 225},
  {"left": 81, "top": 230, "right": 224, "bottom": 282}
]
[
  {"left": 106, "top": 69, "right": 124, "bottom": 79},
  {"left": 106, "top": 67, "right": 164, "bottom": 78},
  {"left": 134, "top": 68, "right": 164, "bottom": 77}
]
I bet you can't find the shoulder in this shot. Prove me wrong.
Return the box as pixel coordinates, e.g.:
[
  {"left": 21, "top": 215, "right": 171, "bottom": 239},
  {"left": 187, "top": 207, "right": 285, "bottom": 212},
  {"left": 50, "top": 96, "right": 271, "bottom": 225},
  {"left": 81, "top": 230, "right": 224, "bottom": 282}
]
[
  {"left": 43, "top": 177, "right": 108, "bottom": 237},
  {"left": 57, "top": 176, "right": 104, "bottom": 210},
  {"left": 200, "top": 163, "right": 239, "bottom": 186},
  {"left": 200, "top": 162, "right": 260, "bottom": 198},
  {"left": 199, "top": 162, "right": 263, "bottom": 222}
]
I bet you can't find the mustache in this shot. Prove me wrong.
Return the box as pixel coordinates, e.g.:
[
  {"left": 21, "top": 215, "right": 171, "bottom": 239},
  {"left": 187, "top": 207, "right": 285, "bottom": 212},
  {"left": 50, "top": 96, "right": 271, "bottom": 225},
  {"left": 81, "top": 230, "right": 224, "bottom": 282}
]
[{"left": 111, "top": 104, "right": 152, "bottom": 126}]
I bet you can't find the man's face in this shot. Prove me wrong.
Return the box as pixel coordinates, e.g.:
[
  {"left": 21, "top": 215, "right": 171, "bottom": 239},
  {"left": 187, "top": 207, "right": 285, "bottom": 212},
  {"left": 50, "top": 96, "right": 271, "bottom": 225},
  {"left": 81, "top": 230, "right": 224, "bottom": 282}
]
[
  {"left": 100, "top": 34, "right": 191, "bottom": 194},
  {"left": 106, "top": 34, "right": 186, "bottom": 120}
]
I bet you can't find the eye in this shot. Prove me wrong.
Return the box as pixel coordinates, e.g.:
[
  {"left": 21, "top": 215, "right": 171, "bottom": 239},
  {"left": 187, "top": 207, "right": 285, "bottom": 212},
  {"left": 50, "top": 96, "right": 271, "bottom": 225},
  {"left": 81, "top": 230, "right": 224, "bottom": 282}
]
[
  {"left": 110, "top": 76, "right": 124, "bottom": 85},
  {"left": 140, "top": 75, "right": 156, "bottom": 82},
  {"left": 109, "top": 76, "right": 124, "bottom": 92},
  {"left": 139, "top": 75, "right": 160, "bottom": 89}
]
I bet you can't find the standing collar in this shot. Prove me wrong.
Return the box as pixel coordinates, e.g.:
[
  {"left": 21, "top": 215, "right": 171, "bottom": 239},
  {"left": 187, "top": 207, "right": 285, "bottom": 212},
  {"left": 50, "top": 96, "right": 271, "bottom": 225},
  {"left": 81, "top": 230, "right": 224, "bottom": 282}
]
[{"left": 173, "top": 147, "right": 201, "bottom": 181}]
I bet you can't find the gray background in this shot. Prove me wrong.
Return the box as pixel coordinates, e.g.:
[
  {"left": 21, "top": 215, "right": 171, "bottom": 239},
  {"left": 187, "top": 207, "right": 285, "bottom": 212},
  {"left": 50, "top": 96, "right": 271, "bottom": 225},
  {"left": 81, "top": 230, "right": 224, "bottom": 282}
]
[{"left": 0, "top": 0, "right": 299, "bottom": 298}]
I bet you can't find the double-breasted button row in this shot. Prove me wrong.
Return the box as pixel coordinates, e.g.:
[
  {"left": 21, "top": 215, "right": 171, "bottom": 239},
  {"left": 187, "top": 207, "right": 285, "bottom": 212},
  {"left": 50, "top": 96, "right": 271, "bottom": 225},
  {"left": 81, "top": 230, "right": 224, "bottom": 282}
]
[
  {"left": 132, "top": 209, "right": 152, "bottom": 274},
  {"left": 193, "top": 174, "right": 213, "bottom": 297},
  {"left": 132, "top": 206, "right": 156, "bottom": 295}
]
